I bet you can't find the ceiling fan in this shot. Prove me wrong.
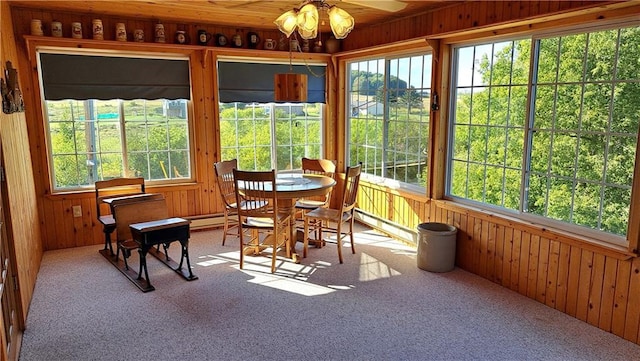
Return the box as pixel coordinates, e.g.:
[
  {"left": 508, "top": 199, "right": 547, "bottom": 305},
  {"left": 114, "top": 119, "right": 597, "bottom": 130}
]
[
  {"left": 269, "top": 0, "right": 407, "bottom": 40},
  {"left": 338, "top": 0, "right": 408, "bottom": 12}
]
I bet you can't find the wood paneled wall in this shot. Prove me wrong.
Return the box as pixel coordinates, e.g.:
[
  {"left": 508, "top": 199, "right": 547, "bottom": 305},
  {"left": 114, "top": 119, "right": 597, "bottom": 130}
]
[
  {"left": 356, "top": 183, "right": 640, "bottom": 345},
  {"left": 348, "top": 0, "right": 640, "bottom": 348},
  {"left": 11, "top": 6, "right": 334, "bottom": 251},
  {"left": 6, "top": 0, "right": 640, "bottom": 351},
  {"left": 7, "top": 6, "right": 290, "bottom": 252},
  {"left": 1, "top": 0, "right": 43, "bottom": 329},
  {"left": 8, "top": 6, "right": 286, "bottom": 47},
  {"left": 344, "top": 0, "right": 625, "bottom": 50},
  {"left": 16, "top": 29, "right": 223, "bottom": 251},
  {"left": 10, "top": 2, "right": 634, "bottom": 250},
  {"left": 443, "top": 200, "right": 640, "bottom": 344}
]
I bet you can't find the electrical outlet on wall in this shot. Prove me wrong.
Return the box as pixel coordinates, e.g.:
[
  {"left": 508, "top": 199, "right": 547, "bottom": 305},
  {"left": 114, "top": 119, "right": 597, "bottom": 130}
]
[{"left": 72, "top": 205, "right": 82, "bottom": 218}]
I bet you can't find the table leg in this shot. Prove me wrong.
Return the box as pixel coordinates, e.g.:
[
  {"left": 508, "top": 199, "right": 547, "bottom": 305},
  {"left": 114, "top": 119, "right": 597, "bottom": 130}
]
[
  {"left": 243, "top": 229, "right": 262, "bottom": 255},
  {"left": 178, "top": 239, "right": 196, "bottom": 279},
  {"left": 277, "top": 199, "right": 300, "bottom": 263},
  {"left": 103, "top": 231, "right": 110, "bottom": 253},
  {"left": 137, "top": 246, "right": 152, "bottom": 289}
]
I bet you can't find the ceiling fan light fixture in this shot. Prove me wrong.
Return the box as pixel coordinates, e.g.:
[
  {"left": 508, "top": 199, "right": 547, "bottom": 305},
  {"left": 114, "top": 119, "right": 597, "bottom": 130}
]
[
  {"left": 327, "top": 5, "right": 354, "bottom": 39},
  {"left": 274, "top": 10, "right": 298, "bottom": 37},
  {"left": 275, "top": 1, "right": 355, "bottom": 41},
  {"left": 296, "top": 3, "right": 319, "bottom": 39}
]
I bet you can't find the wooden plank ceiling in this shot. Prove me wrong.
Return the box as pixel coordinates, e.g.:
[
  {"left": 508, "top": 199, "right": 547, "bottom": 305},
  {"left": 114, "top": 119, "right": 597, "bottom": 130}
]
[{"left": 8, "top": 0, "right": 455, "bottom": 31}]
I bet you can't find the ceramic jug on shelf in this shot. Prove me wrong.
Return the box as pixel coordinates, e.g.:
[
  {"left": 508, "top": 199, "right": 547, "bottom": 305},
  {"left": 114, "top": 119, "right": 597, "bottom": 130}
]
[
  {"left": 264, "top": 38, "right": 276, "bottom": 50},
  {"left": 325, "top": 36, "right": 340, "bottom": 53},
  {"left": 231, "top": 32, "right": 242, "bottom": 48},
  {"left": 30, "top": 19, "right": 44, "bottom": 36},
  {"left": 51, "top": 21, "right": 63, "bottom": 37},
  {"left": 71, "top": 22, "right": 82, "bottom": 39},
  {"left": 92, "top": 19, "right": 104, "bottom": 40},
  {"left": 247, "top": 32, "right": 260, "bottom": 49},
  {"left": 154, "top": 23, "right": 165, "bottom": 43},
  {"left": 175, "top": 30, "right": 188, "bottom": 44},
  {"left": 197, "top": 30, "right": 212, "bottom": 45}
]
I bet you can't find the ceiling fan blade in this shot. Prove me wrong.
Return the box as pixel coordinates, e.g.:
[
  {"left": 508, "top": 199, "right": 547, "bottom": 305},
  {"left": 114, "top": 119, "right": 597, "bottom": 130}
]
[
  {"left": 223, "top": 0, "right": 266, "bottom": 9},
  {"left": 342, "top": 0, "right": 408, "bottom": 12}
]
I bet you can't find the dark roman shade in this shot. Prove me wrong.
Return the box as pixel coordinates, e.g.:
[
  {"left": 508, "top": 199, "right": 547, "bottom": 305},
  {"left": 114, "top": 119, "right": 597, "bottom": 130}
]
[
  {"left": 39, "top": 53, "right": 191, "bottom": 100},
  {"left": 218, "top": 61, "right": 325, "bottom": 103}
]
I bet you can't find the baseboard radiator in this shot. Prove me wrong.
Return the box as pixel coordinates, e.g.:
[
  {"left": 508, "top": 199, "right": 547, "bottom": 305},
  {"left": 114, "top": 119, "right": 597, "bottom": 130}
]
[
  {"left": 354, "top": 210, "right": 418, "bottom": 247},
  {"left": 185, "top": 214, "right": 226, "bottom": 231},
  {"left": 186, "top": 211, "right": 418, "bottom": 246}
]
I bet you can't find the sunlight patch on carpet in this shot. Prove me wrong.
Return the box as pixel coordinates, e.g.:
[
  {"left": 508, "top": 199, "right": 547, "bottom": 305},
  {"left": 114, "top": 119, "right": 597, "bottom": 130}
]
[
  {"left": 195, "top": 254, "right": 230, "bottom": 266},
  {"left": 354, "top": 231, "right": 415, "bottom": 252},
  {"left": 242, "top": 270, "right": 335, "bottom": 296},
  {"left": 359, "top": 252, "right": 401, "bottom": 281}
]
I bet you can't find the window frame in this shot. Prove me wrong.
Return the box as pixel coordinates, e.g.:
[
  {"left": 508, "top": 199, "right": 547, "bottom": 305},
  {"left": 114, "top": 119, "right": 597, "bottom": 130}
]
[
  {"left": 218, "top": 101, "right": 325, "bottom": 171},
  {"left": 345, "top": 49, "right": 434, "bottom": 195},
  {"left": 216, "top": 56, "right": 328, "bottom": 171},
  {"left": 36, "top": 47, "right": 195, "bottom": 192},
  {"left": 445, "top": 21, "right": 640, "bottom": 247}
]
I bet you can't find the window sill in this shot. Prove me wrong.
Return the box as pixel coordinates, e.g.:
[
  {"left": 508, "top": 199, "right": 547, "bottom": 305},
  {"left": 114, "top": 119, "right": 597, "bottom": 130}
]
[
  {"left": 45, "top": 181, "right": 200, "bottom": 200},
  {"left": 434, "top": 199, "right": 636, "bottom": 261},
  {"left": 359, "top": 176, "right": 429, "bottom": 200}
]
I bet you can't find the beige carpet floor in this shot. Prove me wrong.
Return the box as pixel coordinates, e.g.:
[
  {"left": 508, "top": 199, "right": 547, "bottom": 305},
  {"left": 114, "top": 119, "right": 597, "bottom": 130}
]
[{"left": 18, "top": 225, "right": 640, "bottom": 360}]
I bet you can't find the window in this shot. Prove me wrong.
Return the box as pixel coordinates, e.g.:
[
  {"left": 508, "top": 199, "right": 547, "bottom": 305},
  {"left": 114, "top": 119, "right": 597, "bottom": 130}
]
[
  {"left": 219, "top": 102, "right": 323, "bottom": 171},
  {"left": 448, "top": 24, "right": 640, "bottom": 243},
  {"left": 346, "top": 53, "right": 432, "bottom": 190},
  {"left": 46, "top": 99, "right": 190, "bottom": 189},
  {"left": 449, "top": 40, "right": 529, "bottom": 210},
  {"left": 38, "top": 51, "right": 193, "bottom": 191},
  {"left": 217, "top": 59, "right": 326, "bottom": 170}
]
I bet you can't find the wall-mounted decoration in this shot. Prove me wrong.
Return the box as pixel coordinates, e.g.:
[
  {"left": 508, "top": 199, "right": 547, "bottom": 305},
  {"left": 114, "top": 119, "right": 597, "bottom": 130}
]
[{"left": 1, "top": 61, "right": 25, "bottom": 114}]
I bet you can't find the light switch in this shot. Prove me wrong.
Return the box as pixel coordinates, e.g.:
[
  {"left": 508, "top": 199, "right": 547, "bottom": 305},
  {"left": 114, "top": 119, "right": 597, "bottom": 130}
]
[{"left": 72, "top": 205, "right": 82, "bottom": 218}]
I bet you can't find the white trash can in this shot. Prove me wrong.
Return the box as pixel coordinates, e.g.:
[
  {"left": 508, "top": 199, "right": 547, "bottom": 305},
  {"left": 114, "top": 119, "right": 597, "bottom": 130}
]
[{"left": 417, "top": 222, "right": 457, "bottom": 272}]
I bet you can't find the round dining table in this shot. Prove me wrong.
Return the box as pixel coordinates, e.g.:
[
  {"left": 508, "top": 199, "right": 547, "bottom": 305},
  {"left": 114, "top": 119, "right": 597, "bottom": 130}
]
[
  {"left": 274, "top": 173, "right": 336, "bottom": 262},
  {"left": 239, "top": 173, "right": 336, "bottom": 263}
]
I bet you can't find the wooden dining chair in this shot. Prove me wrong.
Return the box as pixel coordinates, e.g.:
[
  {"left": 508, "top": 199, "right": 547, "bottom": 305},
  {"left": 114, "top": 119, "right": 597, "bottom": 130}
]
[
  {"left": 214, "top": 159, "right": 240, "bottom": 245},
  {"left": 303, "top": 163, "right": 362, "bottom": 263},
  {"left": 95, "top": 177, "right": 145, "bottom": 254},
  {"left": 233, "top": 169, "right": 291, "bottom": 273},
  {"left": 295, "top": 157, "right": 337, "bottom": 241},
  {"left": 295, "top": 157, "right": 336, "bottom": 214}
]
